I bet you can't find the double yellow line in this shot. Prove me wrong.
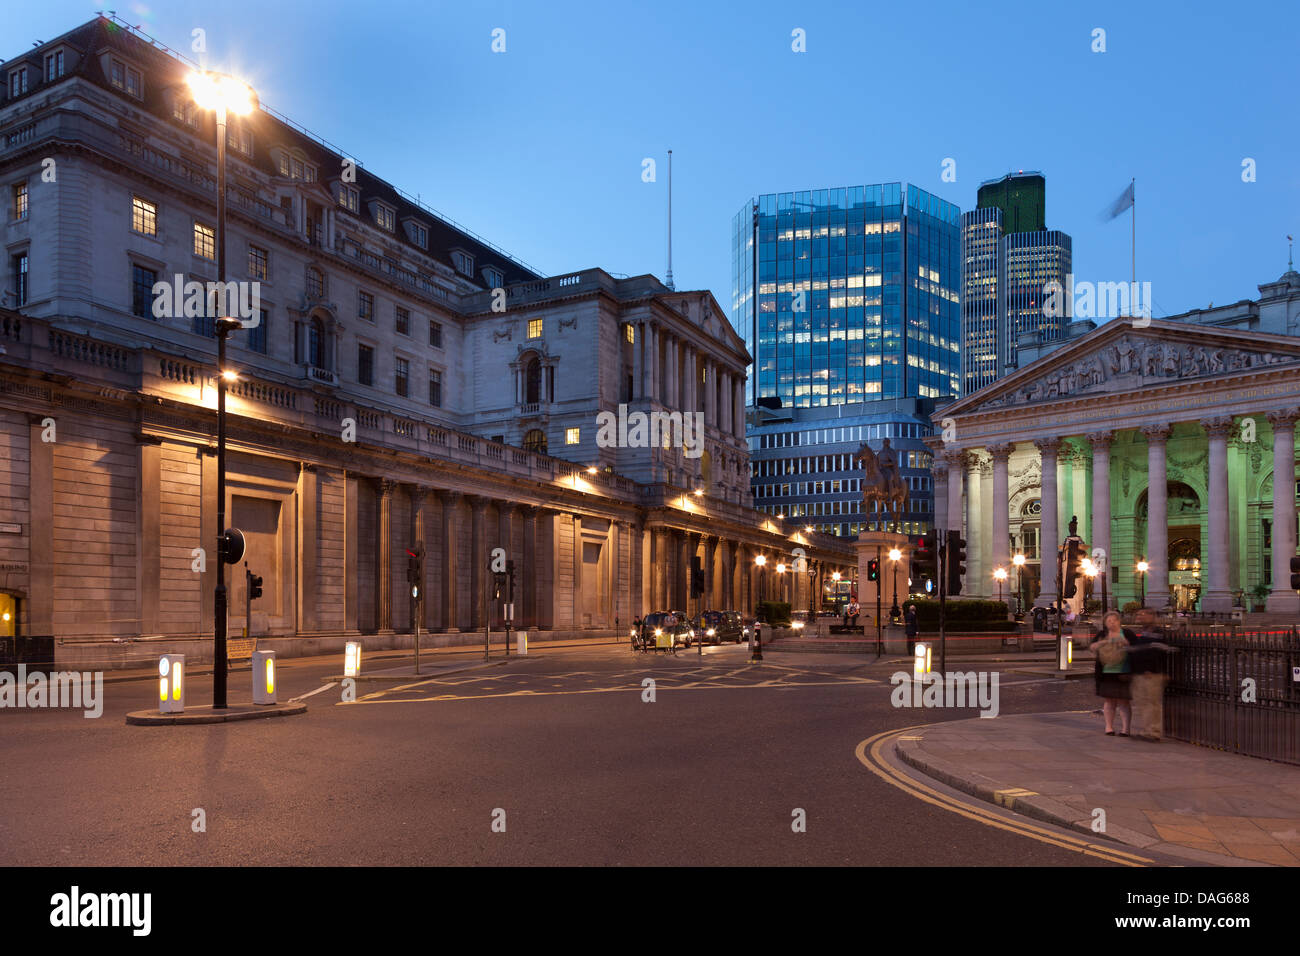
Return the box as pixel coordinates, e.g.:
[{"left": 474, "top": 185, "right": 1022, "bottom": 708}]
[{"left": 856, "top": 726, "right": 1156, "bottom": 867}]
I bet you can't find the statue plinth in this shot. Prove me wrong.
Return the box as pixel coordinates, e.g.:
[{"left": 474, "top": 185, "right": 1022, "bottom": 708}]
[{"left": 856, "top": 529, "right": 911, "bottom": 621}]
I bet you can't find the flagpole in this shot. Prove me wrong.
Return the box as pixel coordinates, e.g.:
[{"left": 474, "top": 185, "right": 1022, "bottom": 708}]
[{"left": 1131, "top": 177, "right": 1135, "bottom": 293}]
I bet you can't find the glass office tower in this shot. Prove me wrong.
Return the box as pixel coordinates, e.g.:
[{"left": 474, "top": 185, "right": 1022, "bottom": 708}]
[
  {"left": 960, "top": 172, "right": 1073, "bottom": 395},
  {"left": 731, "top": 182, "right": 961, "bottom": 538}
]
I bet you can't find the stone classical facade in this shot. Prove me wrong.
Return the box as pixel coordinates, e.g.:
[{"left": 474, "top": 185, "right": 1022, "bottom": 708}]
[
  {"left": 0, "top": 17, "right": 853, "bottom": 664},
  {"left": 929, "top": 311, "right": 1300, "bottom": 615}
]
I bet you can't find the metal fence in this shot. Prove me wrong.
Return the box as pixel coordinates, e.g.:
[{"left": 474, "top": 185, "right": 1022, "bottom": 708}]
[{"left": 1164, "top": 627, "right": 1300, "bottom": 765}]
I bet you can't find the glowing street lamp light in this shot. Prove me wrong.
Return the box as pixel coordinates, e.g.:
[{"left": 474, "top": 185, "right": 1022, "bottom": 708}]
[
  {"left": 1012, "top": 553, "right": 1026, "bottom": 616},
  {"left": 887, "top": 547, "right": 902, "bottom": 620},
  {"left": 188, "top": 71, "right": 259, "bottom": 710},
  {"left": 1136, "top": 560, "right": 1149, "bottom": 606},
  {"left": 993, "top": 566, "right": 1008, "bottom": 605}
]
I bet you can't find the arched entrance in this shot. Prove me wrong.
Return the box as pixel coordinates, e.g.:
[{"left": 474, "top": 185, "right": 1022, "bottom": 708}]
[{"left": 1138, "top": 481, "right": 1202, "bottom": 610}]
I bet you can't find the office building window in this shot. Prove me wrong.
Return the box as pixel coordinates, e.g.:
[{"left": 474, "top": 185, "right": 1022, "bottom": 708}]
[
  {"left": 11, "top": 253, "right": 28, "bottom": 307},
  {"left": 131, "top": 196, "right": 157, "bottom": 236},
  {"left": 428, "top": 370, "right": 442, "bottom": 407},
  {"left": 12, "top": 182, "right": 28, "bottom": 221},
  {"left": 429, "top": 320, "right": 443, "bottom": 348},
  {"left": 248, "top": 245, "right": 268, "bottom": 281},
  {"left": 131, "top": 264, "right": 157, "bottom": 318},
  {"left": 395, "top": 356, "right": 409, "bottom": 397},
  {"left": 358, "top": 291, "right": 374, "bottom": 322},
  {"left": 395, "top": 306, "right": 409, "bottom": 336},
  {"left": 248, "top": 310, "right": 268, "bottom": 354},
  {"left": 357, "top": 344, "right": 374, "bottom": 386},
  {"left": 528, "top": 318, "right": 542, "bottom": 339},
  {"left": 565, "top": 427, "right": 580, "bottom": 445},
  {"left": 193, "top": 222, "right": 215, "bottom": 260}
]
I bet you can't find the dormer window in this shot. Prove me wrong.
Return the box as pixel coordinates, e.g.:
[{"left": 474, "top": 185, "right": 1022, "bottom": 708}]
[
  {"left": 277, "top": 151, "right": 316, "bottom": 182},
  {"left": 452, "top": 250, "right": 474, "bottom": 277},
  {"left": 173, "top": 98, "right": 199, "bottom": 129},
  {"left": 406, "top": 220, "right": 428, "bottom": 249},
  {"left": 44, "top": 50, "right": 64, "bottom": 82},
  {"left": 374, "top": 204, "right": 395, "bottom": 232},
  {"left": 337, "top": 184, "right": 359, "bottom": 213},
  {"left": 483, "top": 267, "right": 504, "bottom": 289},
  {"left": 8, "top": 67, "right": 28, "bottom": 98},
  {"left": 226, "top": 119, "right": 253, "bottom": 157},
  {"left": 110, "top": 58, "right": 142, "bottom": 98}
]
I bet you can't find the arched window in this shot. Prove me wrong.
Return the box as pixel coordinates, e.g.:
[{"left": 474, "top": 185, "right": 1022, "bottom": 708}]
[
  {"left": 524, "top": 357, "right": 542, "bottom": 404},
  {"left": 523, "top": 429, "right": 547, "bottom": 454},
  {"left": 309, "top": 317, "right": 329, "bottom": 370}
]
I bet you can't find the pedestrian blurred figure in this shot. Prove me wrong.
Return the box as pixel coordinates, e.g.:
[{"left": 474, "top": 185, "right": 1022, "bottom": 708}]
[
  {"left": 1089, "top": 610, "right": 1134, "bottom": 736},
  {"left": 904, "top": 604, "right": 919, "bottom": 654},
  {"left": 1129, "top": 607, "right": 1174, "bottom": 741}
]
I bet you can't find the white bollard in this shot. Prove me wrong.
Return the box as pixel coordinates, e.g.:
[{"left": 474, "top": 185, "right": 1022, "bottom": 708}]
[
  {"left": 515, "top": 631, "right": 528, "bottom": 656},
  {"left": 253, "top": 650, "right": 276, "bottom": 704},
  {"left": 1058, "top": 633, "right": 1073, "bottom": 671},
  {"left": 159, "top": 654, "right": 185, "bottom": 714},
  {"left": 344, "top": 641, "right": 362, "bottom": 678},
  {"left": 913, "top": 642, "right": 931, "bottom": 681}
]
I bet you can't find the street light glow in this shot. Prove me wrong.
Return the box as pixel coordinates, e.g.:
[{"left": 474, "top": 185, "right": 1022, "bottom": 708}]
[
  {"left": 993, "top": 567, "right": 1008, "bottom": 581},
  {"left": 1012, "top": 553, "right": 1026, "bottom": 567},
  {"left": 776, "top": 563, "right": 786, "bottom": 574},
  {"left": 888, "top": 548, "right": 901, "bottom": 562},
  {"left": 754, "top": 554, "right": 766, "bottom": 567},
  {"left": 187, "top": 71, "right": 258, "bottom": 115},
  {"left": 831, "top": 571, "right": 841, "bottom": 582},
  {"left": 221, "top": 369, "right": 239, "bottom": 383},
  {"left": 1137, "top": 560, "right": 1149, "bottom": 573}
]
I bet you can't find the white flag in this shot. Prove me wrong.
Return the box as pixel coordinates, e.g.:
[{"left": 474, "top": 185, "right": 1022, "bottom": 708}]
[{"left": 1102, "top": 181, "right": 1134, "bottom": 221}]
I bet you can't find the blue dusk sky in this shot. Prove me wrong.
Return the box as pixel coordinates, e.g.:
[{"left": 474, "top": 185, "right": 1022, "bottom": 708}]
[{"left": 7, "top": 0, "right": 1298, "bottom": 321}]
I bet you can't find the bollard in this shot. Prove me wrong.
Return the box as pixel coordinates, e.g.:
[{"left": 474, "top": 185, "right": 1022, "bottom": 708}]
[
  {"left": 515, "top": 631, "right": 528, "bottom": 656},
  {"left": 913, "top": 642, "right": 931, "bottom": 681},
  {"left": 750, "top": 623, "right": 763, "bottom": 662},
  {"left": 344, "top": 641, "right": 362, "bottom": 678},
  {"left": 1057, "top": 633, "right": 1072, "bottom": 671},
  {"left": 159, "top": 654, "right": 185, "bottom": 714},
  {"left": 253, "top": 650, "right": 276, "bottom": 704}
]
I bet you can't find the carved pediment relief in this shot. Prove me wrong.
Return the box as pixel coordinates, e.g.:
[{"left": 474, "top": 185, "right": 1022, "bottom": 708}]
[{"left": 982, "top": 334, "right": 1298, "bottom": 409}]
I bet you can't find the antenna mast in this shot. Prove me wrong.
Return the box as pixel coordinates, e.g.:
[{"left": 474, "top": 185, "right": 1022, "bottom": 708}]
[{"left": 665, "top": 149, "right": 675, "bottom": 291}]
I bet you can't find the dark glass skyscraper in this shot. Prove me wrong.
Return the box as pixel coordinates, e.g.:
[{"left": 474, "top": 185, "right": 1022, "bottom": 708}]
[{"left": 731, "top": 183, "right": 960, "bottom": 539}]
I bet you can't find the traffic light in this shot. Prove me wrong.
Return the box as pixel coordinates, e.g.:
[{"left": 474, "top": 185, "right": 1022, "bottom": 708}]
[
  {"left": 506, "top": 559, "right": 516, "bottom": 602},
  {"left": 912, "top": 532, "right": 938, "bottom": 593},
  {"left": 406, "top": 543, "right": 424, "bottom": 600},
  {"left": 1290, "top": 556, "right": 1300, "bottom": 591},
  {"left": 247, "top": 569, "right": 263, "bottom": 601},
  {"left": 867, "top": 559, "right": 879, "bottom": 582},
  {"left": 946, "top": 530, "right": 967, "bottom": 596},
  {"left": 492, "top": 570, "right": 506, "bottom": 600},
  {"left": 1063, "top": 539, "right": 1082, "bottom": 599},
  {"left": 690, "top": 555, "right": 705, "bottom": 597}
]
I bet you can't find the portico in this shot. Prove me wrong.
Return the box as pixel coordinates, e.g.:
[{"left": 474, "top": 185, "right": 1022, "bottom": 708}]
[{"left": 929, "top": 317, "right": 1300, "bottom": 614}]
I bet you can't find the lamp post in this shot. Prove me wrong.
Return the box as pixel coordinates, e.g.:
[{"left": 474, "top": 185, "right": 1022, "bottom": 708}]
[
  {"left": 1082, "top": 558, "right": 1097, "bottom": 624},
  {"left": 1137, "top": 560, "right": 1149, "bottom": 607},
  {"left": 888, "top": 547, "right": 902, "bottom": 621},
  {"left": 754, "top": 554, "right": 767, "bottom": 617},
  {"left": 1012, "top": 553, "right": 1026, "bottom": 617},
  {"left": 831, "top": 569, "right": 841, "bottom": 616},
  {"left": 776, "top": 561, "right": 786, "bottom": 609},
  {"left": 189, "top": 70, "right": 257, "bottom": 709},
  {"left": 993, "top": 567, "right": 1007, "bottom": 606}
]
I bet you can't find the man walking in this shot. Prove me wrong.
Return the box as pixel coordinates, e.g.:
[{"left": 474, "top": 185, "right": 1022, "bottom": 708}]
[
  {"left": 1129, "top": 607, "right": 1172, "bottom": 741},
  {"left": 904, "top": 604, "right": 919, "bottom": 655}
]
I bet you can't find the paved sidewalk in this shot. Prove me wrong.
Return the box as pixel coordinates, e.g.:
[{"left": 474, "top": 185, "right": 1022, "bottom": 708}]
[{"left": 895, "top": 711, "right": 1300, "bottom": 866}]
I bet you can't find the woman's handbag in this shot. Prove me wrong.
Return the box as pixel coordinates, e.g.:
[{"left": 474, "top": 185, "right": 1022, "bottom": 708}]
[{"left": 1096, "top": 634, "right": 1129, "bottom": 668}]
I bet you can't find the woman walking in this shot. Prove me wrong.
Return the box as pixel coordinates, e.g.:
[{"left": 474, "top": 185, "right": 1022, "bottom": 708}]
[{"left": 1089, "top": 610, "right": 1134, "bottom": 736}]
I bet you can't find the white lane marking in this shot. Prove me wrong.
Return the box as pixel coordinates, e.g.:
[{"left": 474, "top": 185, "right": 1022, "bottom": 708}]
[{"left": 290, "top": 682, "right": 337, "bottom": 703}]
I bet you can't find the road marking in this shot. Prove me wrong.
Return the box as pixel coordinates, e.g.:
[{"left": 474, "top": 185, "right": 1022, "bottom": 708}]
[
  {"left": 855, "top": 726, "right": 1155, "bottom": 867},
  {"left": 349, "top": 677, "right": 881, "bottom": 705},
  {"left": 289, "top": 682, "right": 337, "bottom": 703}
]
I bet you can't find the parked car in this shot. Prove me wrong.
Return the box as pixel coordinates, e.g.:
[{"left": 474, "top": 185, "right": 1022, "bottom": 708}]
[
  {"left": 694, "top": 609, "right": 743, "bottom": 644},
  {"left": 632, "top": 611, "right": 693, "bottom": 651}
]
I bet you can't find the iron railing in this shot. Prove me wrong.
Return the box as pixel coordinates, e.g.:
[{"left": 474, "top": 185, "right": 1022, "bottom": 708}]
[{"left": 1164, "top": 627, "right": 1300, "bottom": 765}]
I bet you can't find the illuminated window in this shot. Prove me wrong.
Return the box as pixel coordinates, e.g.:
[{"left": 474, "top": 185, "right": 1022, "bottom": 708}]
[
  {"left": 624, "top": 323, "right": 634, "bottom": 344},
  {"left": 337, "top": 185, "right": 359, "bottom": 213},
  {"left": 131, "top": 196, "right": 157, "bottom": 236},
  {"left": 528, "top": 318, "right": 542, "bottom": 339},
  {"left": 565, "top": 427, "right": 580, "bottom": 445},
  {"left": 193, "top": 222, "right": 215, "bottom": 260},
  {"left": 12, "top": 182, "right": 28, "bottom": 221}
]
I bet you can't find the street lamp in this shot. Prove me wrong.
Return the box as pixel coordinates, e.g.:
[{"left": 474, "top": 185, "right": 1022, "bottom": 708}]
[
  {"left": 1012, "top": 553, "right": 1026, "bottom": 617},
  {"left": 776, "top": 561, "right": 786, "bottom": 606},
  {"left": 888, "top": 547, "right": 902, "bottom": 621},
  {"left": 993, "top": 567, "right": 1007, "bottom": 606},
  {"left": 1137, "top": 560, "right": 1149, "bottom": 607},
  {"left": 1081, "top": 559, "right": 1097, "bottom": 620},
  {"left": 189, "top": 70, "right": 258, "bottom": 710},
  {"left": 754, "top": 554, "right": 767, "bottom": 613}
]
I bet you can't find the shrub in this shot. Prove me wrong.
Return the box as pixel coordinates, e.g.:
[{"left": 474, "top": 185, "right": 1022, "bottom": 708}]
[
  {"left": 757, "top": 601, "right": 791, "bottom": 625},
  {"left": 1121, "top": 600, "right": 1141, "bottom": 614},
  {"left": 906, "top": 599, "right": 1009, "bottom": 629}
]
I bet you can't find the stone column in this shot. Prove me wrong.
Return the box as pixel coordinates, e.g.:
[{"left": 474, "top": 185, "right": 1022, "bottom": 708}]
[
  {"left": 653, "top": 529, "right": 668, "bottom": 610},
  {"left": 932, "top": 456, "right": 949, "bottom": 534},
  {"left": 676, "top": 530, "right": 691, "bottom": 609},
  {"left": 1267, "top": 409, "right": 1300, "bottom": 614},
  {"left": 521, "top": 505, "right": 538, "bottom": 627},
  {"left": 440, "top": 490, "right": 461, "bottom": 632},
  {"left": 683, "top": 345, "right": 695, "bottom": 415},
  {"left": 734, "top": 378, "right": 745, "bottom": 439},
  {"left": 1201, "top": 417, "right": 1233, "bottom": 613},
  {"left": 704, "top": 534, "right": 718, "bottom": 609},
  {"left": 412, "top": 486, "right": 431, "bottom": 630},
  {"left": 377, "top": 479, "right": 395, "bottom": 633},
  {"left": 498, "top": 502, "right": 515, "bottom": 625},
  {"left": 1034, "top": 439, "right": 1061, "bottom": 605},
  {"left": 989, "top": 443, "right": 1012, "bottom": 589},
  {"left": 704, "top": 361, "right": 716, "bottom": 430},
  {"left": 1142, "top": 424, "right": 1171, "bottom": 610},
  {"left": 719, "top": 371, "right": 731, "bottom": 435},
  {"left": 645, "top": 323, "right": 658, "bottom": 402},
  {"left": 945, "top": 452, "right": 964, "bottom": 537},
  {"left": 686, "top": 531, "right": 702, "bottom": 614},
  {"left": 469, "top": 496, "right": 489, "bottom": 628},
  {"left": 965, "top": 455, "right": 983, "bottom": 596},
  {"left": 632, "top": 326, "right": 643, "bottom": 402},
  {"left": 1085, "top": 432, "right": 1112, "bottom": 610},
  {"left": 665, "top": 336, "right": 678, "bottom": 409}
]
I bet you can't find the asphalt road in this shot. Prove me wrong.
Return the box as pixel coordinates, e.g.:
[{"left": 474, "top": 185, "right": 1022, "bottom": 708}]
[{"left": 0, "top": 642, "right": 1126, "bottom": 866}]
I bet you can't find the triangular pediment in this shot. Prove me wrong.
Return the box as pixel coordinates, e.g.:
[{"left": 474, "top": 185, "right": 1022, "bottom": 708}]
[{"left": 946, "top": 318, "right": 1300, "bottom": 416}]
